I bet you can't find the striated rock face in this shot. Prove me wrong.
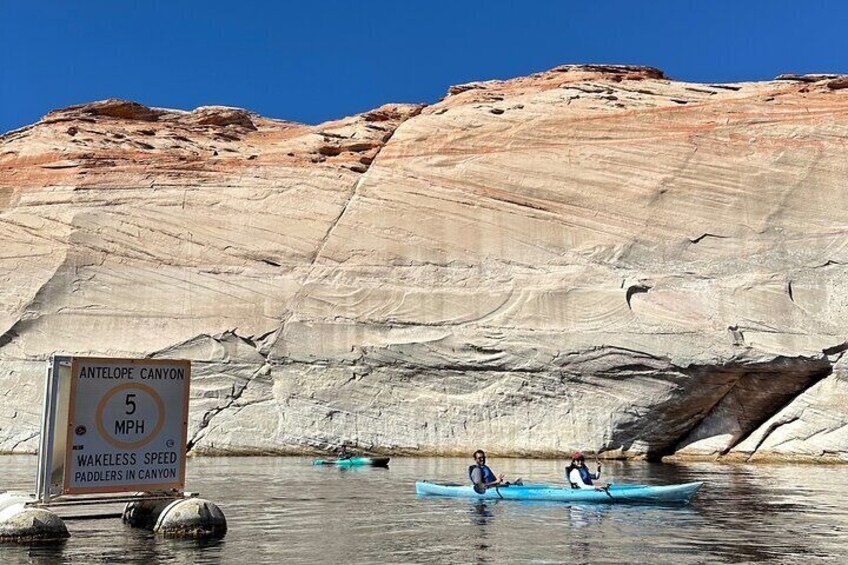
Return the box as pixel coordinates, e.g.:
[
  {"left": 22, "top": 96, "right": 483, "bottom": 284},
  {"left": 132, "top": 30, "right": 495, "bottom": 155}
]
[{"left": 1, "top": 65, "right": 847, "bottom": 462}]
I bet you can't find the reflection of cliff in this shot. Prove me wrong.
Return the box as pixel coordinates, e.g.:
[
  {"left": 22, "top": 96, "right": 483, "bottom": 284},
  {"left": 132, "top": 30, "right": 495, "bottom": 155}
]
[
  {"left": 1, "top": 66, "right": 847, "bottom": 461},
  {"left": 646, "top": 462, "right": 836, "bottom": 563}
]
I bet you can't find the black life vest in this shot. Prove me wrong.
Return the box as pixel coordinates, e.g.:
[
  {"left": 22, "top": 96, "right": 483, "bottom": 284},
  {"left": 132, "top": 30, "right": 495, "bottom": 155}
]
[
  {"left": 577, "top": 466, "right": 594, "bottom": 485},
  {"left": 565, "top": 464, "right": 594, "bottom": 487}
]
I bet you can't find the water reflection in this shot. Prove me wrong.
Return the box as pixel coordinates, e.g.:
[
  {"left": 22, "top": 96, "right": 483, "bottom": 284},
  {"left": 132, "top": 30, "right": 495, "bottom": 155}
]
[
  {"left": 9, "top": 540, "right": 68, "bottom": 565},
  {"left": 3, "top": 525, "right": 228, "bottom": 565},
  {"left": 1, "top": 456, "right": 847, "bottom": 564},
  {"left": 469, "top": 500, "right": 494, "bottom": 526},
  {"left": 467, "top": 501, "right": 495, "bottom": 564}
]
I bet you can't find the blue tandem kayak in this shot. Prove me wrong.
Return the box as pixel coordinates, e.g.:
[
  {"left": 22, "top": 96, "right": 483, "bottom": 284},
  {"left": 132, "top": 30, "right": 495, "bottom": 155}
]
[{"left": 415, "top": 481, "right": 703, "bottom": 504}]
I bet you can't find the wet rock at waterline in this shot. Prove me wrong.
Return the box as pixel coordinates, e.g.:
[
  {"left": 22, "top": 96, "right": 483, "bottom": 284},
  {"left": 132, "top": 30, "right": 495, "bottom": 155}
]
[{"left": 1, "top": 65, "right": 847, "bottom": 462}]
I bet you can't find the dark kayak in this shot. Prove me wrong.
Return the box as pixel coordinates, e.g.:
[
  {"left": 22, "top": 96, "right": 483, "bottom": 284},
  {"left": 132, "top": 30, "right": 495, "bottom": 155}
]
[
  {"left": 313, "top": 457, "right": 390, "bottom": 467},
  {"left": 416, "top": 481, "right": 703, "bottom": 504}
]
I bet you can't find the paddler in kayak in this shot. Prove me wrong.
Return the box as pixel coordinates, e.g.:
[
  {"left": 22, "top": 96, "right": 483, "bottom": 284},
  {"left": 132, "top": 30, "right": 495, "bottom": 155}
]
[
  {"left": 334, "top": 442, "right": 352, "bottom": 460},
  {"left": 566, "top": 452, "right": 604, "bottom": 490},
  {"left": 469, "top": 450, "right": 521, "bottom": 492}
]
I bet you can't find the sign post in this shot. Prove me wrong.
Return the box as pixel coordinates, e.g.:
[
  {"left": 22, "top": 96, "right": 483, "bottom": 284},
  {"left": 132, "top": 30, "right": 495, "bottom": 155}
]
[{"left": 60, "top": 357, "right": 191, "bottom": 495}]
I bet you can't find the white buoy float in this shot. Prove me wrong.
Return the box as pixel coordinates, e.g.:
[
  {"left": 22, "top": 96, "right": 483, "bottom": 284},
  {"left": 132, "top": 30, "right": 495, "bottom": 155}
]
[
  {"left": 153, "top": 498, "right": 227, "bottom": 539},
  {"left": 0, "top": 493, "right": 32, "bottom": 514},
  {"left": 0, "top": 494, "right": 69, "bottom": 544}
]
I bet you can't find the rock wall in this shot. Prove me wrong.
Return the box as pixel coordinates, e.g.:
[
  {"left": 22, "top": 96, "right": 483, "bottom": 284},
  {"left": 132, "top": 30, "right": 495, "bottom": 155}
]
[{"left": 1, "top": 65, "right": 846, "bottom": 461}]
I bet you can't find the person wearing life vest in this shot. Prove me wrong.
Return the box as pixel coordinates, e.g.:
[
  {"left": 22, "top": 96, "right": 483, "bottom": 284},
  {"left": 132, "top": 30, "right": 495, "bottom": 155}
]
[
  {"left": 468, "top": 450, "right": 506, "bottom": 492},
  {"left": 334, "top": 442, "right": 352, "bottom": 460},
  {"left": 566, "top": 452, "right": 602, "bottom": 489}
]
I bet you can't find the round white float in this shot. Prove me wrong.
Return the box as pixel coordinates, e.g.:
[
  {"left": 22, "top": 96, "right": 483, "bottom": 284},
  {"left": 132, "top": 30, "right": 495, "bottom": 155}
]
[
  {"left": 0, "top": 493, "right": 34, "bottom": 514},
  {"left": 0, "top": 503, "right": 69, "bottom": 544},
  {"left": 153, "top": 498, "right": 226, "bottom": 539}
]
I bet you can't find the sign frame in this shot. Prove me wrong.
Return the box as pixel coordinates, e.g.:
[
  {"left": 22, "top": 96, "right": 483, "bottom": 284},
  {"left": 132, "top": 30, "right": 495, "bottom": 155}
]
[
  {"left": 61, "top": 357, "right": 191, "bottom": 495},
  {"left": 36, "top": 356, "right": 75, "bottom": 503}
]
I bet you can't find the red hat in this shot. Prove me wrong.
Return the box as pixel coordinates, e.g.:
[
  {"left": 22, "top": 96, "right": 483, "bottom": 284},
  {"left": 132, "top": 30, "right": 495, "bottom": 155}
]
[{"left": 572, "top": 452, "right": 585, "bottom": 460}]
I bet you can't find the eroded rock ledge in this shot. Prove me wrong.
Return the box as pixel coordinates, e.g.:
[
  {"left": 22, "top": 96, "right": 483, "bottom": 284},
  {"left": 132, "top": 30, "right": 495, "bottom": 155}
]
[{"left": 1, "top": 65, "right": 847, "bottom": 462}]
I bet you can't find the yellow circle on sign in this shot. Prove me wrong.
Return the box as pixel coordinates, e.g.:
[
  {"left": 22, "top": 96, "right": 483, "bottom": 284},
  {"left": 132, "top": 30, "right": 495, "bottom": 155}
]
[{"left": 95, "top": 382, "right": 166, "bottom": 450}]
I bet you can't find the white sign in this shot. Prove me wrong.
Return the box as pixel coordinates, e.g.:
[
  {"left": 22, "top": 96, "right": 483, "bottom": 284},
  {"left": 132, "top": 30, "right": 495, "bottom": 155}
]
[{"left": 63, "top": 357, "right": 191, "bottom": 494}]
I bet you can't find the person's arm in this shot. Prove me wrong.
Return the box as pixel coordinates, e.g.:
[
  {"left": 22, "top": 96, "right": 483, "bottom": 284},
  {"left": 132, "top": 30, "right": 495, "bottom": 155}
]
[
  {"left": 592, "top": 463, "right": 601, "bottom": 480},
  {"left": 472, "top": 467, "right": 504, "bottom": 488},
  {"left": 470, "top": 467, "right": 484, "bottom": 486},
  {"left": 483, "top": 471, "right": 505, "bottom": 487}
]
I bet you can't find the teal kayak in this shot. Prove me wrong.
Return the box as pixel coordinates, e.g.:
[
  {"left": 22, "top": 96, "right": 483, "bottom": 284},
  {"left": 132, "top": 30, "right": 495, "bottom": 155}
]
[
  {"left": 415, "top": 481, "right": 703, "bottom": 504},
  {"left": 313, "top": 457, "right": 390, "bottom": 467}
]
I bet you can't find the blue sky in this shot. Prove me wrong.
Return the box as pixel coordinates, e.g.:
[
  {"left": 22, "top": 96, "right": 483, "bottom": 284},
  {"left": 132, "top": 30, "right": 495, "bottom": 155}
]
[{"left": 2, "top": 1, "right": 846, "bottom": 134}]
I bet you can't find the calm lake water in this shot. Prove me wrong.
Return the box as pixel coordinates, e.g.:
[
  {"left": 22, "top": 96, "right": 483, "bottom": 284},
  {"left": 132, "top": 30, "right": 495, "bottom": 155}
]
[{"left": 1, "top": 456, "right": 846, "bottom": 564}]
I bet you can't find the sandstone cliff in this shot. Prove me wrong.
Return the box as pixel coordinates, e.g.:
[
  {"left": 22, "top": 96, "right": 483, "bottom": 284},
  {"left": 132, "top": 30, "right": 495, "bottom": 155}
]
[{"left": 2, "top": 65, "right": 846, "bottom": 462}]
